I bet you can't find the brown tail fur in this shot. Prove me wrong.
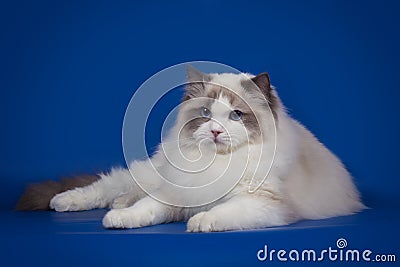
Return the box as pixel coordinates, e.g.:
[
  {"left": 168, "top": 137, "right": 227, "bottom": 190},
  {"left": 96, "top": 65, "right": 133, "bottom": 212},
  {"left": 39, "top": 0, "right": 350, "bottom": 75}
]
[{"left": 15, "top": 174, "right": 100, "bottom": 211}]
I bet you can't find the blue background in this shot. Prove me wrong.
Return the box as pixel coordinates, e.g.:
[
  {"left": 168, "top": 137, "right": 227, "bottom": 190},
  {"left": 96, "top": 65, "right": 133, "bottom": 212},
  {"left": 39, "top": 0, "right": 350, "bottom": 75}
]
[{"left": 1, "top": 0, "right": 399, "bottom": 266}]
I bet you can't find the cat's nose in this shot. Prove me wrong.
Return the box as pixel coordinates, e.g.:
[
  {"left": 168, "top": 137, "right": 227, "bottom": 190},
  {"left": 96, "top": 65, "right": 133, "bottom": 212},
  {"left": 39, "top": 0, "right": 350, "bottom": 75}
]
[{"left": 211, "top": 130, "right": 223, "bottom": 138}]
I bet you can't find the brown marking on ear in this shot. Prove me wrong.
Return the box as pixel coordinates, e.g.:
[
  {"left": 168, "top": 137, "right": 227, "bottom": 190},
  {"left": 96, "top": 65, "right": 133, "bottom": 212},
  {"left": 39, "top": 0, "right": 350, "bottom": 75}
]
[
  {"left": 183, "top": 65, "right": 211, "bottom": 102},
  {"left": 186, "top": 65, "right": 208, "bottom": 82},
  {"left": 15, "top": 174, "right": 100, "bottom": 211},
  {"left": 182, "top": 82, "right": 206, "bottom": 102},
  {"left": 242, "top": 73, "right": 278, "bottom": 120},
  {"left": 251, "top": 72, "right": 271, "bottom": 92}
]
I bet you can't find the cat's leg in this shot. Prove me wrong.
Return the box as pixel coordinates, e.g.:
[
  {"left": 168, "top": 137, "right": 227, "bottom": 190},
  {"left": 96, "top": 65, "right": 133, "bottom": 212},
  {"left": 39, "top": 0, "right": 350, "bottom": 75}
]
[
  {"left": 102, "top": 196, "right": 180, "bottom": 228},
  {"left": 187, "top": 194, "right": 294, "bottom": 232},
  {"left": 110, "top": 193, "right": 138, "bottom": 209},
  {"left": 50, "top": 168, "right": 145, "bottom": 212}
]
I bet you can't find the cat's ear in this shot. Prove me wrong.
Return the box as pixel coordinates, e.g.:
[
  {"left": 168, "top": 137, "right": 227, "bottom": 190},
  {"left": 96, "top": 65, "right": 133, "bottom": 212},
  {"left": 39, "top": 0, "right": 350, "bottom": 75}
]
[
  {"left": 186, "top": 65, "right": 210, "bottom": 82},
  {"left": 249, "top": 72, "right": 278, "bottom": 118},
  {"left": 183, "top": 65, "right": 210, "bottom": 101},
  {"left": 251, "top": 72, "right": 272, "bottom": 94}
]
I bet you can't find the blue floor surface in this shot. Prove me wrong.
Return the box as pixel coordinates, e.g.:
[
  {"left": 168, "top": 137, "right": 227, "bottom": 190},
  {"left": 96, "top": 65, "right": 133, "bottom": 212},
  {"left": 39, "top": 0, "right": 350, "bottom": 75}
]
[{"left": 1, "top": 203, "right": 398, "bottom": 267}]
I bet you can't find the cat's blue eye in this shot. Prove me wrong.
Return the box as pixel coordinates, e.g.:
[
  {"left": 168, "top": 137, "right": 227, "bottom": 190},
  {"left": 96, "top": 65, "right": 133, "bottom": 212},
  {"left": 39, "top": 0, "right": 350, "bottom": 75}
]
[
  {"left": 229, "top": 110, "right": 243, "bottom": 121},
  {"left": 200, "top": 107, "right": 212, "bottom": 118}
]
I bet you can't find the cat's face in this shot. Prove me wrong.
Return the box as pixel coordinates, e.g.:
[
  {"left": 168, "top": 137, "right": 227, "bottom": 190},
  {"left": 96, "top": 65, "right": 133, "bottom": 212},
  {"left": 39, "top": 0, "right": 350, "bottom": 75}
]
[
  {"left": 178, "top": 66, "right": 278, "bottom": 154},
  {"left": 183, "top": 91, "right": 256, "bottom": 154}
]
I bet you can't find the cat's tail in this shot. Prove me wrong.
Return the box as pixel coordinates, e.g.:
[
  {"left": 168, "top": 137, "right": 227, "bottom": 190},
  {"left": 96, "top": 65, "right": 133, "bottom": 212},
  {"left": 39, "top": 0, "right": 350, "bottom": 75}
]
[{"left": 15, "top": 174, "right": 100, "bottom": 211}]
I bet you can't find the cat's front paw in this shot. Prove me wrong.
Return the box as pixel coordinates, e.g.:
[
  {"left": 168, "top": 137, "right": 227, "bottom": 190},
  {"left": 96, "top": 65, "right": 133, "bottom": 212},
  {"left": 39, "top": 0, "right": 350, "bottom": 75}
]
[
  {"left": 187, "top": 211, "right": 220, "bottom": 232},
  {"left": 50, "top": 190, "right": 88, "bottom": 212},
  {"left": 102, "top": 208, "right": 155, "bottom": 229}
]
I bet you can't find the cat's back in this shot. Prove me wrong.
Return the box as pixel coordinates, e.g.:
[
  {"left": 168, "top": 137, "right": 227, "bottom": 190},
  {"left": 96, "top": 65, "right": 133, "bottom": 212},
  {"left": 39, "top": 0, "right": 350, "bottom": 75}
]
[{"left": 283, "top": 118, "right": 365, "bottom": 219}]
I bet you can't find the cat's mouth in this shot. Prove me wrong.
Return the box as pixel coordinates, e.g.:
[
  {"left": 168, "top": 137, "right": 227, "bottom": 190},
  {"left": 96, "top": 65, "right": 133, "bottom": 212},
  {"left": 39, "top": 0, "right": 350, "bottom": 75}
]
[
  {"left": 193, "top": 135, "right": 234, "bottom": 154},
  {"left": 213, "top": 137, "right": 222, "bottom": 144},
  {"left": 212, "top": 135, "right": 227, "bottom": 145},
  {"left": 213, "top": 138, "right": 235, "bottom": 154}
]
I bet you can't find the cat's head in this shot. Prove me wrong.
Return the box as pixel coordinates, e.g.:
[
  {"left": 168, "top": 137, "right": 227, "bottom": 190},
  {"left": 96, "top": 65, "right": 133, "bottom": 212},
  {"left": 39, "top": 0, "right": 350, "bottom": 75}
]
[{"left": 177, "top": 65, "right": 280, "bottom": 154}]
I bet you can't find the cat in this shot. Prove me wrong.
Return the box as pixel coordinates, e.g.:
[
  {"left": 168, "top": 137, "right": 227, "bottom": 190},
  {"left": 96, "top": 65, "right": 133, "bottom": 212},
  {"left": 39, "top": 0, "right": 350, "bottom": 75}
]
[{"left": 17, "top": 65, "right": 365, "bottom": 232}]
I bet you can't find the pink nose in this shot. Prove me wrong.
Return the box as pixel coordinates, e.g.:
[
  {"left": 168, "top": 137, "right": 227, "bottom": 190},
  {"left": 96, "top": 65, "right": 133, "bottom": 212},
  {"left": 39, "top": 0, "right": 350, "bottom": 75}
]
[{"left": 211, "top": 130, "right": 223, "bottom": 138}]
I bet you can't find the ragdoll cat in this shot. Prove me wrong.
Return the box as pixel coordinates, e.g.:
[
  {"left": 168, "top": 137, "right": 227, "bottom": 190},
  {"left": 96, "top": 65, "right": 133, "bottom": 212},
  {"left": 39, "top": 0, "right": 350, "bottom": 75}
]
[{"left": 17, "top": 66, "right": 365, "bottom": 232}]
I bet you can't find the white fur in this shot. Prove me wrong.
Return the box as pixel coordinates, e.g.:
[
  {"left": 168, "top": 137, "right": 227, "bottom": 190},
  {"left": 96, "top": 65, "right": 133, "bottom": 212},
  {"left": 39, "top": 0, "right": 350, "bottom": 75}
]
[{"left": 50, "top": 72, "right": 364, "bottom": 232}]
